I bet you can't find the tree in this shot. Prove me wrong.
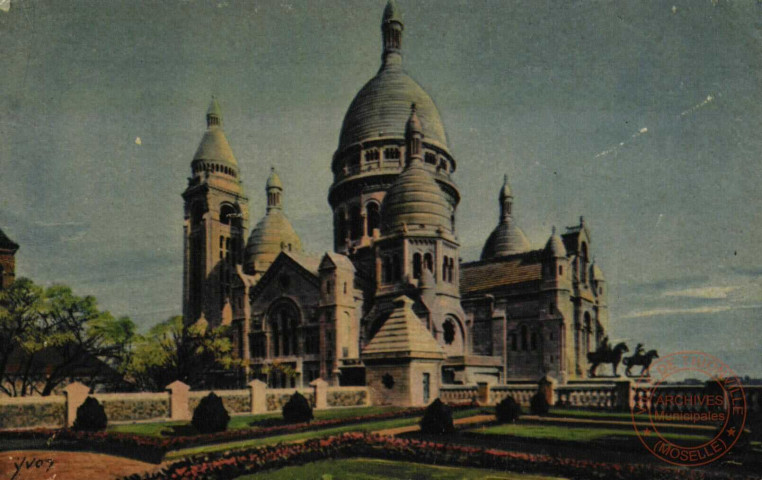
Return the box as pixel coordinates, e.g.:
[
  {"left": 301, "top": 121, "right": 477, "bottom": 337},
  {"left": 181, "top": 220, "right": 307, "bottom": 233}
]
[
  {"left": 0, "top": 278, "right": 135, "bottom": 396},
  {"left": 0, "top": 278, "right": 44, "bottom": 396},
  {"left": 125, "top": 316, "right": 241, "bottom": 391}
]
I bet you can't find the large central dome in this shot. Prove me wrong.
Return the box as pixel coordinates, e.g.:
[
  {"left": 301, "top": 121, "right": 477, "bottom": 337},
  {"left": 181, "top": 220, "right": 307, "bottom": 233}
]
[
  {"left": 338, "top": 66, "right": 448, "bottom": 152},
  {"left": 337, "top": 0, "right": 448, "bottom": 153}
]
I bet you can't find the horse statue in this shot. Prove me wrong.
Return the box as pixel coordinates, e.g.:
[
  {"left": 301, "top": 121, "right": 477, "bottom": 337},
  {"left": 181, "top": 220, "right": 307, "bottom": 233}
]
[
  {"left": 587, "top": 342, "right": 629, "bottom": 377},
  {"left": 623, "top": 348, "right": 659, "bottom": 377}
]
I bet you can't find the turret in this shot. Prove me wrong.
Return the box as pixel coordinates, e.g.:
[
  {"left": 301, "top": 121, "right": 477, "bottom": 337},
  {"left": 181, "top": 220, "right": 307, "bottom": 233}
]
[{"left": 381, "top": 0, "right": 404, "bottom": 66}]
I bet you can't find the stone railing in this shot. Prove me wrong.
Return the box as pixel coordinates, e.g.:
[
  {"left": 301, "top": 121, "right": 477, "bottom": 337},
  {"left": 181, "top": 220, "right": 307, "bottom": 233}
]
[
  {"left": 632, "top": 384, "right": 762, "bottom": 415},
  {"left": 555, "top": 382, "right": 628, "bottom": 410},
  {"left": 491, "top": 383, "right": 538, "bottom": 406},
  {"left": 439, "top": 385, "right": 478, "bottom": 404},
  {"left": 0, "top": 380, "right": 371, "bottom": 429}
]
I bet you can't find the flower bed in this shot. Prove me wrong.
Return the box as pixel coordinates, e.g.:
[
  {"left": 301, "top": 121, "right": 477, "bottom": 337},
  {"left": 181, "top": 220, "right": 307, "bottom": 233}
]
[
  {"left": 0, "top": 403, "right": 477, "bottom": 463},
  {"left": 120, "top": 432, "right": 715, "bottom": 480}
]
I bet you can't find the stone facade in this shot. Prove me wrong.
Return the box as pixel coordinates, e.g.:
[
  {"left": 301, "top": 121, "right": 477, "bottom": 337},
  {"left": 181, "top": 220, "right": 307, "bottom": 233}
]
[{"left": 180, "top": 1, "right": 613, "bottom": 404}]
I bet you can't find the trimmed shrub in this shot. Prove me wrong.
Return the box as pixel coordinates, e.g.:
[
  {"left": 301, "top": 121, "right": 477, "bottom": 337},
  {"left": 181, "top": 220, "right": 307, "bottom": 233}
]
[
  {"left": 495, "top": 396, "right": 521, "bottom": 423},
  {"left": 530, "top": 392, "right": 550, "bottom": 415},
  {"left": 73, "top": 396, "right": 108, "bottom": 432},
  {"left": 282, "top": 392, "right": 313, "bottom": 424},
  {"left": 420, "top": 398, "right": 454, "bottom": 435},
  {"left": 192, "top": 392, "right": 230, "bottom": 434}
]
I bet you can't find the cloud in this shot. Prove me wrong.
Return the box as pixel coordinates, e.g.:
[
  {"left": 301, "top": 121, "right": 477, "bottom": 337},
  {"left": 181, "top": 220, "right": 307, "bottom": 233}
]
[
  {"left": 622, "top": 303, "right": 762, "bottom": 319},
  {"left": 663, "top": 286, "right": 738, "bottom": 299}
]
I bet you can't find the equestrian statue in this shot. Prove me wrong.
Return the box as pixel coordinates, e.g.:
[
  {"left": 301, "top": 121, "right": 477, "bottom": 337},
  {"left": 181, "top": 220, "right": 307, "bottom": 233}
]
[
  {"left": 623, "top": 343, "right": 659, "bottom": 377},
  {"left": 587, "top": 336, "right": 629, "bottom": 377}
]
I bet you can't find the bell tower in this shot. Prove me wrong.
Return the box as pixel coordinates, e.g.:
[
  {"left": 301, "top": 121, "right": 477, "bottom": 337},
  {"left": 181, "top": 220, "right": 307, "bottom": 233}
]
[{"left": 182, "top": 97, "right": 249, "bottom": 327}]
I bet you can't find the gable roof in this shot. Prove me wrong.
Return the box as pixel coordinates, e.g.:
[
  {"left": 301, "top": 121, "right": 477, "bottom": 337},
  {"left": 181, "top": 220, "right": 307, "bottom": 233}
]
[
  {"left": 249, "top": 251, "right": 322, "bottom": 299},
  {"left": 460, "top": 250, "right": 543, "bottom": 295},
  {"left": 362, "top": 296, "right": 444, "bottom": 360},
  {"left": 319, "top": 252, "right": 355, "bottom": 271}
]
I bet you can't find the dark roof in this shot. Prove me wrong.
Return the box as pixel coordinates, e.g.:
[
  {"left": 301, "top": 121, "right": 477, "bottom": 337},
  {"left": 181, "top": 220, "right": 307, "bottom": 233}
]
[
  {"left": 0, "top": 228, "right": 19, "bottom": 251},
  {"left": 460, "top": 250, "right": 544, "bottom": 295}
]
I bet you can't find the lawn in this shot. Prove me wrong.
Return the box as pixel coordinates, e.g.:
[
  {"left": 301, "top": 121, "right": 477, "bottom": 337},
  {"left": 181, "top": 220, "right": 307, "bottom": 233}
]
[
  {"left": 547, "top": 408, "right": 650, "bottom": 422},
  {"left": 233, "top": 458, "right": 567, "bottom": 480},
  {"left": 166, "top": 408, "right": 484, "bottom": 459},
  {"left": 473, "top": 423, "right": 711, "bottom": 443},
  {"left": 108, "top": 406, "right": 403, "bottom": 437}
]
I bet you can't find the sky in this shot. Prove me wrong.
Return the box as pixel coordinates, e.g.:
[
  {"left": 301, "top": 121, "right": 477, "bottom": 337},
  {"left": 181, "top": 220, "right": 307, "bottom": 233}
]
[{"left": 1, "top": 0, "right": 761, "bottom": 376}]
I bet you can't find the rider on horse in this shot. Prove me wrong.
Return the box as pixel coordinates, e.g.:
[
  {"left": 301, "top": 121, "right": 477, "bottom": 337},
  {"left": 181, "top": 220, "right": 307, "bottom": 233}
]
[
  {"left": 600, "top": 336, "right": 611, "bottom": 354},
  {"left": 634, "top": 343, "right": 645, "bottom": 358}
]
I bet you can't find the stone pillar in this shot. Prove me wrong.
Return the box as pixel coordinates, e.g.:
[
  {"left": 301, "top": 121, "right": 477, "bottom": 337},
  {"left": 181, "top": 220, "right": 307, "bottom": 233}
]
[
  {"left": 614, "top": 380, "right": 633, "bottom": 412},
  {"left": 310, "top": 378, "right": 328, "bottom": 409},
  {"left": 538, "top": 375, "right": 557, "bottom": 406},
  {"left": 248, "top": 379, "right": 267, "bottom": 414},
  {"left": 63, "top": 382, "right": 90, "bottom": 427},
  {"left": 165, "top": 380, "right": 191, "bottom": 421},
  {"left": 477, "top": 382, "right": 491, "bottom": 405}
]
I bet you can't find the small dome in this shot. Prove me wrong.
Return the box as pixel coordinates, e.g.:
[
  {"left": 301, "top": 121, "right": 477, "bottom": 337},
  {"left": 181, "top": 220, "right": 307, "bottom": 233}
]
[
  {"left": 266, "top": 167, "right": 282, "bottom": 189},
  {"left": 193, "top": 128, "right": 238, "bottom": 169},
  {"left": 544, "top": 227, "right": 567, "bottom": 258},
  {"left": 381, "top": 160, "right": 451, "bottom": 235},
  {"left": 244, "top": 210, "right": 302, "bottom": 274},
  {"left": 480, "top": 221, "right": 531, "bottom": 260}
]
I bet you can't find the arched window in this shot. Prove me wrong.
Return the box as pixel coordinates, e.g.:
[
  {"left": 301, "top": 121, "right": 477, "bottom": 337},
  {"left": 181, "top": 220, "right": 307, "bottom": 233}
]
[
  {"left": 423, "top": 253, "right": 433, "bottom": 273},
  {"left": 443, "top": 319, "right": 456, "bottom": 345},
  {"left": 521, "top": 325, "right": 528, "bottom": 351},
  {"left": 558, "top": 265, "right": 563, "bottom": 276},
  {"left": 382, "top": 256, "right": 391, "bottom": 283},
  {"left": 580, "top": 242, "right": 589, "bottom": 282},
  {"left": 350, "top": 205, "right": 363, "bottom": 240},
  {"left": 336, "top": 209, "right": 347, "bottom": 244},
  {"left": 269, "top": 302, "right": 299, "bottom": 358},
  {"left": 366, "top": 203, "right": 380, "bottom": 236},
  {"left": 392, "top": 254, "right": 401, "bottom": 281},
  {"left": 413, "top": 253, "right": 422, "bottom": 279},
  {"left": 584, "top": 312, "right": 592, "bottom": 353},
  {"left": 191, "top": 202, "right": 205, "bottom": 226},
  {"left": 424, "top": 152, "right": 437, "bottom": 165},
  {"left": 442, "top": 256, "right": 448, "bottom": 282}
]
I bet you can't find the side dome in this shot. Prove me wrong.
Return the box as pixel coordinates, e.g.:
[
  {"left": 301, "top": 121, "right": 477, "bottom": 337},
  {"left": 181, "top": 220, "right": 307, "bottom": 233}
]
[
  {"left": 480, "top": 174, "right": 531, "bottom": 260},
  {"left": 244, "top": 211, "right": 302, "bottom": 273},
  {"left": 243, "top": 168, "right": 303, "bottom": 274},
  {"left": 381, "top": 162, "right": 451, "bottom": 235},
  {"left": 481, "top": 222, "right": 531, "bottom": 259},
  {"left": 338, "top": 68, "right": 448, "bottom": 152},
  {"left": 544, "top": 227, "right": 567, "bottom": 258}
]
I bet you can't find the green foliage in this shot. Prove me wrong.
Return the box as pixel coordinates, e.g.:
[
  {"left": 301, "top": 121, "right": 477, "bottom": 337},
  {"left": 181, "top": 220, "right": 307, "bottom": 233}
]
[
  {"left": 191, "top": 392, "right": 230, "bottom": 434},
  {"left": 420, "top": 398, "right": 454, "bottom": 435},
  {"left": 495, "top": 396, "right": 521, "bottom": 423},
  {"left": 0, "top": 278, "right": 135, "bottom": 396},
  {"left": 282, "top": 391, "right": 313, "bottom": 424},
  {"left": 530, "top": 392, "right": 550, "bottom": 415},
  {"left": 124, "top": 316, "right": 242, "bottom": 391},
  {"left": 73, "top": 396, "right": 108, "bottom": 431}
]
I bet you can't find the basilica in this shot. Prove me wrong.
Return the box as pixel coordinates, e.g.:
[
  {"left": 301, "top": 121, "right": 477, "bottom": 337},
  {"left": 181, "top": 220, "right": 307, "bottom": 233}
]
[{"left": 181, "top": 1, "right": 610, "bottom": 406}]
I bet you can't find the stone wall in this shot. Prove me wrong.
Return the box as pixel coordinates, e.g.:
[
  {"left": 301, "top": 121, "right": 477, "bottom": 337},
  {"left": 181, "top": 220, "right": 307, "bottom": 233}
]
[
  {"left": 189, "top": 390, "right": 250, "bottom": 414},
  {"left": 265, "top": 389, "right": 313, "bottom": 411},
  {"left": 94, "top": 393, "right": 170, "bottom": 422},
  {"left": 0, "top": 395, "right": 66, "bottom": 429},
  {"left": 327, "top": 387, "right": 368, "bottom": 407}
]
